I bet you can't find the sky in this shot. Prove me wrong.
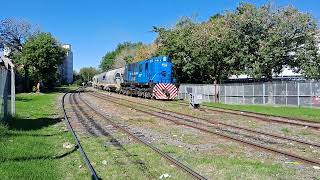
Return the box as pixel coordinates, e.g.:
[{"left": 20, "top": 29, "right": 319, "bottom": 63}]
[{"left": 1, "top": 0, "right": 319, "bottom": 71}]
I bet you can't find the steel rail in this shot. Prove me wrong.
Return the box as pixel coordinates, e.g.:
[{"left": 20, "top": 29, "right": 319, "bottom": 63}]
[
  {"left": 90, "top": 91, "right": 320, "bottom": 148},
  {"left": 62, "top": 91, "right": 100, "bottom": 180},
  {"left": 88, "top": 91, "right": 320, "bottom": 166},
  {"left": 77, "top": 92, "right": 207, "bottom": 180},
  {"left": 175, "top": 102, "right": 320, "bottom": 129}
]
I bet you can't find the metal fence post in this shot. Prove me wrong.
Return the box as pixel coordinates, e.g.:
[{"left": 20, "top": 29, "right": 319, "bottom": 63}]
[
  {"left": 310, "top": 82, "right": 313, "bottom": 108},
  {"left": 297, "top": 82, "right": 300, "bottom": 107},
  {"left": 285, "top": 83, "right": 288, "bottom": 106},
  {"left": 252, "top": 84, "right": 255, "bottom": 104},
  {"left": 3, "top": 73, "right": 8, "bottom": 122},
  {"left": 242, "top": 84, "right": 245, "bottom": 104},
  {"left": 263, "top": 83, "right": 265, "bottom": 104},
  {"left": 218, "top": 84, "right": 221, "bottom": 103},
  {"left": 224, "top": 85, "right": 227, "bottom": 103},
  {"left": 184, "top": 86, "right": 187, "bottom": 99},
  {"left": 11, "top": 67, "right": 15, "bottom": 115}
]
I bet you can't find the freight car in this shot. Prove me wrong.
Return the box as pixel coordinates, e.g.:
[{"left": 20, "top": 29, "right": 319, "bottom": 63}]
[
  {"left": 93, "top": 56, "right": 178, "bottom": 100},
  {"left": 92, "top": 67, "right": 124, "bottom": 91}
]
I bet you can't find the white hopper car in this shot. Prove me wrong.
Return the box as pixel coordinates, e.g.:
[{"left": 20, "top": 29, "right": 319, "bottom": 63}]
[{"left": 92, "top": 67, "right": 124, "bottom": 91}]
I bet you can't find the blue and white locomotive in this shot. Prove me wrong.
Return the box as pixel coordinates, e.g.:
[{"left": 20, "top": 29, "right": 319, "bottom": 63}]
[{"left": 93, "top": 56, "right": 178, "bottom": 100}]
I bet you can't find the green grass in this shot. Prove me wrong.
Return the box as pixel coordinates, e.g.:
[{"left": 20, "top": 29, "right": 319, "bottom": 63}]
[
  {"left": 159, "top": 144, "right": 296, "bottom": 179},
  {"left": 203, "top": 102, "right": 320, "bottom": 123},
  {"left": 79, "top": 136, "right": 190, "bottom": 180},
  {"left": 0, "top": 91, "right": 87, "bottom": 179}
]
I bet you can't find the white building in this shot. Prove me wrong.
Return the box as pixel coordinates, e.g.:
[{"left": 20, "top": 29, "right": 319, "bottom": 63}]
[{"left": 59, "top": 44, "right": 73, "bottom": 84}]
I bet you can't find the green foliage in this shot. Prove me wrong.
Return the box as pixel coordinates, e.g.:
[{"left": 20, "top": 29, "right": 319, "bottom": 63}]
[
  {"left": 99, "top": 41, "right": 152, "bottom": 71},
  {"left": 99, "top": 51, "right": 117, "bottom": 71},
  {"left": 155, "top": 16, "right": 236, "bottom": 83},
  {"left": 0, "top": 18, "right": 35, "bottom": 52},
  {"left": 228, "top": 3, "right": 318, "bottom": 80},
  {"left": 72, "top": 70, "right": 82, "bottom": 86},
  {"left": 78, "top": 67, "right": 98, "bottom": 83},
  {"left": 15, "top": 32, "right": 66, "bottom": 88},
  {"left": 154, "top": 3, "right": 319, "bottom": 83}
]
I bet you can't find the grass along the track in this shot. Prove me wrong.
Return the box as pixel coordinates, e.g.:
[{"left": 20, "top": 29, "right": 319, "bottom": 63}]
[
  {"left": 88, "top": 91, "right": 320, "bottom": 179},
  {"left": 0, "top": 90, "right": 88, "bottom": 179},
  {"left": 203, "top": 102, "right": 320, "bottom": 123}
]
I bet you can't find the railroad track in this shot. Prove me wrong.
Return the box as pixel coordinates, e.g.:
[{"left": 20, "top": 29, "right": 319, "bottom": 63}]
[
  {"left": 176, "top": 101, "right": 320, "bottom": 130},
  {"left": 62, "top": 90, "right": 100, "bottom": 180},
  {"left": 89, "top": 91, "right": 320, "bottom": 148},
  {"left": 87, "top": 90, "right": 320, "bottom": 166},
  {"left": 73, "top": 90, "right": 207, "bottom": 180}
]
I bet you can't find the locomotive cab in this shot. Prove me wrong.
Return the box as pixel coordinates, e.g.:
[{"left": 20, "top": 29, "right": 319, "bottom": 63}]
[{"left": 122, "top": 56, "right": 177, "bottom": 100}]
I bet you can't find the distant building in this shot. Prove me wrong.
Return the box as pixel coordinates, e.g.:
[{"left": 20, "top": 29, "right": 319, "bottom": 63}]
[{"left": 59, "top": 44, "right": 73, "bottom": 84}]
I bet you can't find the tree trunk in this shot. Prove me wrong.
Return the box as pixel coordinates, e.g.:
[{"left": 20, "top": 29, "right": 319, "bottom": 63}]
[{"left": 36, "top": 81, "right": 41, "bottom": 93}]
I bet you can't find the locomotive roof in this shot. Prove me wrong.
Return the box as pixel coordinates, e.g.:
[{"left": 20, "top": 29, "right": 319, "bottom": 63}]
[
  {"left": 93, "top": 56, "right": 169, "bottom": 78},
  {"left": 127, "top": 56, "right": 170, "bottom": 65}
]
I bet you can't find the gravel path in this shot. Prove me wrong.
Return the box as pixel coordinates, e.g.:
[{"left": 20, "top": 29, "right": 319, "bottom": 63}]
[{"left": 81, "top": 89, "right": 320, "bottom": 179}]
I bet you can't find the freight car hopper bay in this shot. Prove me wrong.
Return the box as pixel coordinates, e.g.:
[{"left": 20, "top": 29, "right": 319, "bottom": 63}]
[{"left": 85, "top": 90, "right": 320, "bottom": 167}]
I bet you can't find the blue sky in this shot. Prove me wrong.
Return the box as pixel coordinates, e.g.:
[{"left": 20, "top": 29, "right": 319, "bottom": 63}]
[{"left": 1, "top": 0, "right": 319, "bottom": 71}]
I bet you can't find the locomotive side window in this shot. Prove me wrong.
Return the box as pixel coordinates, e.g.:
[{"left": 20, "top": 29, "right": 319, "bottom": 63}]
[{"left": 145, "top": 63, "right": 148, "bottom": 70}]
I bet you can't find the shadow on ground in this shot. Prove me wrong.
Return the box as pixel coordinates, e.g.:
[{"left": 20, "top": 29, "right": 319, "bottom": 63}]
[
  {"left": 9, "top": 117, "right": 62, "bottom": 131},
  {"left": 0, "top": 147, "right": 77, "bottom": 163},
  {"left": 48, "top": 87, "right": 76, "bottom": 93},
  {"left": 15, "top": 96, "right": 33, "bottom": 102}
]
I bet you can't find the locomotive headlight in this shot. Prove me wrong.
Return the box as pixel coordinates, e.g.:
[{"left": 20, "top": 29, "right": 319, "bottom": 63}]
[{"left": 162, "top": 63, "right": 167, "bottom": 67}]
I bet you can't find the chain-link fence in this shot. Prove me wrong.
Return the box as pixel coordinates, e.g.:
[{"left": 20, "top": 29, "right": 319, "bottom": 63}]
[
  {"left": 219, "top": 81, "right": 320, "bottom": 107},
  {"left": 177, "top": 84, "right": 219, "bottom": 103},
  {"left": 0, "top": 56, "right": 15, "bottom": 122},
  {"left": 177, "top": 82, "right": 320, "bottom": 108}
]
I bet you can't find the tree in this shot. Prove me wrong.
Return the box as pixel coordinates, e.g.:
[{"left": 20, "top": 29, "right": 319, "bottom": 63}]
[
  {"left": 0, "top": 18, "right": 37, "bottom": 53},
  {"left": 100, "top": 51, "right": 116, "bottom": 71},
  {"left": 99, "top": 42, "right": 145, "bottom": 71},
  {"left": 15, "top": 33, "right": 66, "bottom": 90},
  {"left": 225, "top": 3, "right": 319, "bottom": 80},
  {"left": 78, "top": 67, "right": 98, "bottom": 83},
  {"left": 153, "top": 4, "right": 319, "bottom": 83},
  {"left": 132, "top": 43, "right": 157, "bottom": 62},
  {"left": 1, "top": 18, "right": 38, "bottom": 91},
  {"left": 154, "top": 17, "right": 203, "bottom": 83}
]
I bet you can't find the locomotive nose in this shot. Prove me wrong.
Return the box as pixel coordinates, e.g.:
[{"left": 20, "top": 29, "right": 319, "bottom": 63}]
[{"left": 162, "top": 89, "right": 170, "bottom": 98}]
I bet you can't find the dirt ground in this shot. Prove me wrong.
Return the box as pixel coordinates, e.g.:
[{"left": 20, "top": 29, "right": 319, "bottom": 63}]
[{"left": 64, "top": 88, "right": 320, "bottom": 179}]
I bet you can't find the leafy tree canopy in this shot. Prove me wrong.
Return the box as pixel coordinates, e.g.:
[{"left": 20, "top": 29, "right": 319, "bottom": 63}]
[
  {"left": 0, "top": 18, "right": 38, "bottom": 53},
  {"left": 78, "top": 67, "right": 98, "bottom": 83},
  {"left": 154, "top": 3, "right": 319, "bottom": 83},
  {"left": 15, "top": 32, "right": 66, "bottom": 88},
  {"left": 99, "top": 41, "right": 156, "bottom": 71}
]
